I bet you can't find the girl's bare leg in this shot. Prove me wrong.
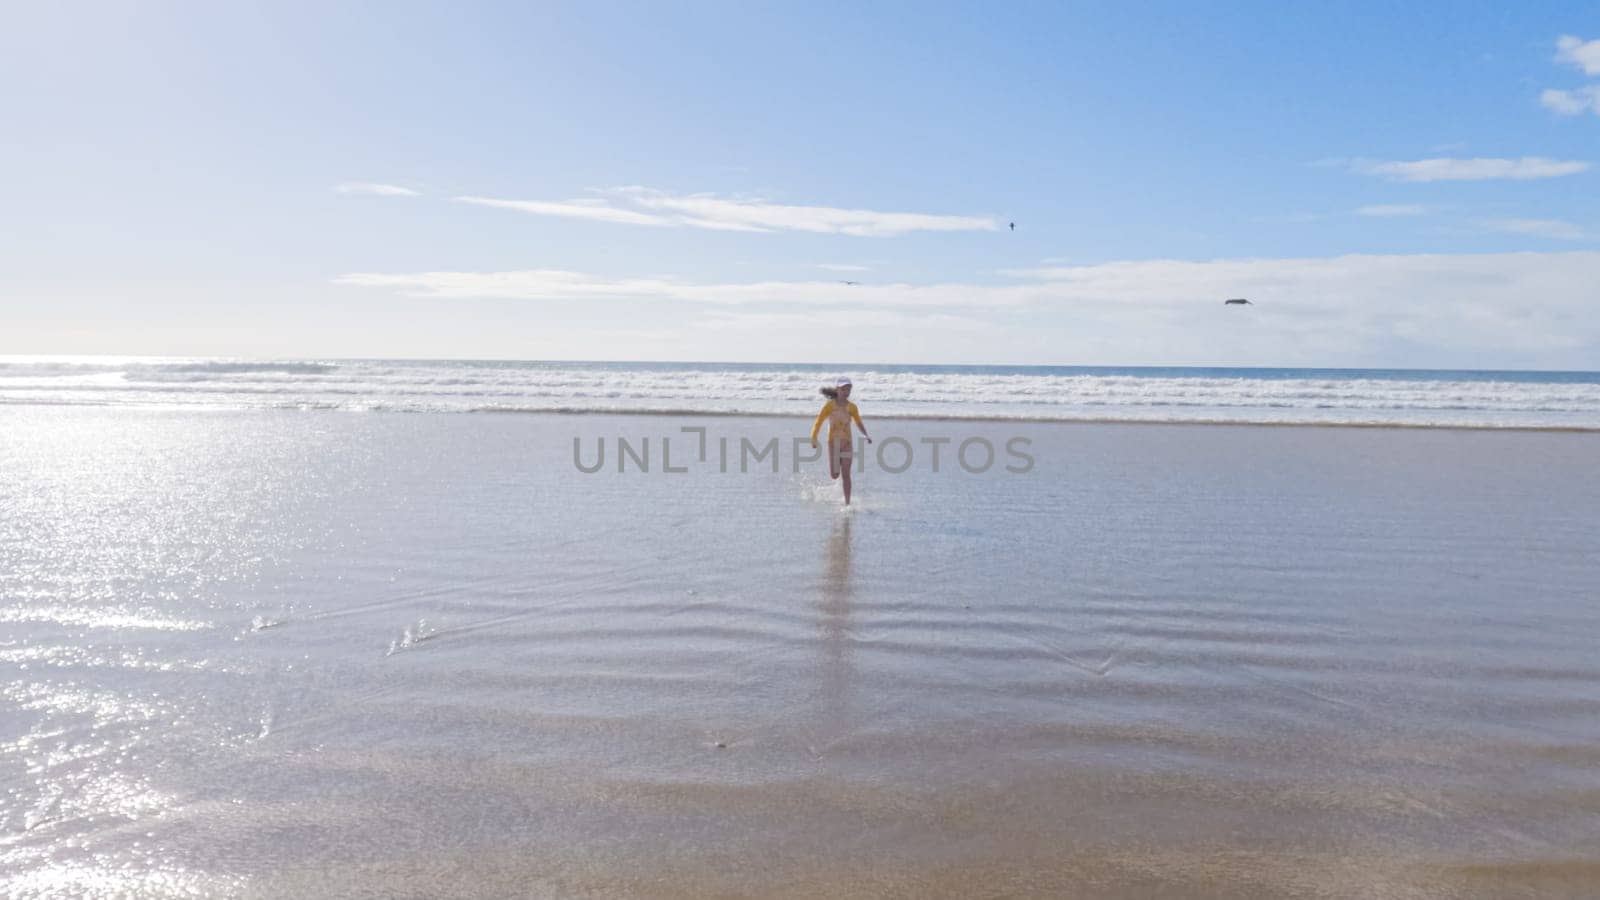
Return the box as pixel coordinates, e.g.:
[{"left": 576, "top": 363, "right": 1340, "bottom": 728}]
[
  {"left": 840, "top": 449, "right": 853, "bottom": 505},
  {"left": 828, "top": 441, "right": 841, "bottom": 480}
]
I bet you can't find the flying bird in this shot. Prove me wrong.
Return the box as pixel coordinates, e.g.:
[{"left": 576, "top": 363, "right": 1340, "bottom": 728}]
[
  {"left": 1009, "top": 222, "right": 1015, "bottom": 231},
  {"left": 1224, "top": 298, "right": 1252, "bottom": 305},
  {"left": 838, "top": 280, "right": 860, "bottom": 286}
]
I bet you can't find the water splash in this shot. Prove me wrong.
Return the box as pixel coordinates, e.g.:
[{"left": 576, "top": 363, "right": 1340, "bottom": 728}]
[{"left": 385, "top": 619, "right": 436, "bottom": 657}]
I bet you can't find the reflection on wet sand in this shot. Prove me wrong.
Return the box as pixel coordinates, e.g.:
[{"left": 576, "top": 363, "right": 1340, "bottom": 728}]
[
  {"left": 6, "top": 411, "right": 1600, "bottom": 899},
  {"left": 811, "top": 515, "right": 854, "bottom": 757}
]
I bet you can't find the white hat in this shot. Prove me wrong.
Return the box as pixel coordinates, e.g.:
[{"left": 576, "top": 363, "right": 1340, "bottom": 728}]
[{"left": 835, "top": 376, "right": 852, "bottom": 387}]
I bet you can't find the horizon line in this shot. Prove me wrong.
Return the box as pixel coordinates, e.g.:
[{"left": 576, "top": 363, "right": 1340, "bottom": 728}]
[{"left": 2, "top": 353, "right": 1598, "bottom": 377}]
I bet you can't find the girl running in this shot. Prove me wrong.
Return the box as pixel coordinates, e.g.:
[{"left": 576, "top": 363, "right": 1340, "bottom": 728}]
[{"left": 810, "top": 376, "right": 873, "bottom": 505}]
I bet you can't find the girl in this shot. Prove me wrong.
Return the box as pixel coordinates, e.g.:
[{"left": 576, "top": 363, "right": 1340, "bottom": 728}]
[{"left": 810, "top": 376, "right": 873, "bottom": 505}]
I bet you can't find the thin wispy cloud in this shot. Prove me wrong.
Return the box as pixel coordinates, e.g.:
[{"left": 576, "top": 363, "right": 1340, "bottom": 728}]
[
  {"left": 457, "top": 196, "right": 670, "bottom": 227},
  {"left": 1477, "top": 218, "right": 1593, "bottom": 241},
  {"left": 336, "top": 182, "right": 420, "bottom": 197},
  {"left": 616, "top": 187, "right": 998, "bottom": 236},
  {"left": 698, "top": 308, "right": 991, "bottom": 333},
  {"left": 1541, "top": 85, "right": 1600, "bottom": 117},
  {"left": 1352, "top": 157, "right": 1589, "bottom": 182},
  {"left": 1356, "top": 204, "right": 1428, "bottom": 217},
  {"left": 456, "top": 186, "right": 997, "bottom": 237},
  {"left": 1555, "top": 35, "right": 1600, "bottom": 75},
  {"left": 335, "top": 270, "right": 1033, "bottom": 307}
]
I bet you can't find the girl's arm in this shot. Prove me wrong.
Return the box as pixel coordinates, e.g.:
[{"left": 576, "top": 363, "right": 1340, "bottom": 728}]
[
  {"left": 850, "top": 403, "right": 872, "bottom": 442},
  {"left": 810, "top": 401, "right": 833, "bottom": 445}
]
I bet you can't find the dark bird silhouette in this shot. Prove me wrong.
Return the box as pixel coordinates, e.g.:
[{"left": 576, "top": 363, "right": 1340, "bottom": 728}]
[
  {"left": 1224, "top": 298, "right": 1252, "bottom": 305},
  {"left": 1009, "top": 222, "right": 1015, "bottom": 231},
  {"left": 838, "top": 280, "right": 860, "bottom": 286}
]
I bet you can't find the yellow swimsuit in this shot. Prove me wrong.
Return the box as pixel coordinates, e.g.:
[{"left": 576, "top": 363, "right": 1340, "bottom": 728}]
[{"left": 811, "top": 400, "right": 864, "bottom": 447}]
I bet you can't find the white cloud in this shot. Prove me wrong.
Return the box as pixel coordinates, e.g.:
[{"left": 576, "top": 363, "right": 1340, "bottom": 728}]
[
  {"left": 817, "top": 263, "right": 872, "bottom": 272},
  {"left": 341, "top": 253, "right": 1600, "bottom": 310},
  {"left": 336, "top": 269, "right": 1034, "bottom": 307},
  {"left": 337, "top": 252, "right": 1600, "bottom": 364},
  {"left": 336, "top": 182, "right": 420, "bottom": 197},
  {"left": 1477, "top": 218, "right": 1593, "bottom": 241},
  {"left": 1540, "top": 85, "right": 1600, "bottom": 117},
  {"left": 1555, "top": 35, "right": 1600, "bottom": 75},
  {"left": 1354, "top": 157, "right": 1590, "bottom": 182},
  {"left": 698, "top": 308, "right": 992, "bottom": 333},
  {"left": 456, "top": 195, "right": 670, "bottom": 226},
  {"left": 615, "top": 187, "right": 997, "bottom": 236},
  {"left": 456, "top": 186, "right": 997, "bottom": 236},
  {"left": 1356, "top": 204, "right": 1428, "bottom": 217}
]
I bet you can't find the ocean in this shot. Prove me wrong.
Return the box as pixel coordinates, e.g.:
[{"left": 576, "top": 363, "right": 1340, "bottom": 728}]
[
  {"left": 2, "top": 361, "right": 1599, "bottom": 897},
  {"left": 4, "top": 357, "right": 1600, "bottom": 428}
]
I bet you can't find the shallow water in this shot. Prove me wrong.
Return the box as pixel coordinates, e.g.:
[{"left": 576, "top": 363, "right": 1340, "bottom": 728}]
[{"left": 3, "top": 408, "right": 1599, "bottom": 898}]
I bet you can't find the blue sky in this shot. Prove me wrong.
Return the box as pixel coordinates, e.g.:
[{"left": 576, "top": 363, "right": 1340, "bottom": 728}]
[{"left": 4, "top": 1, "right": 1599, "bottom": 367}]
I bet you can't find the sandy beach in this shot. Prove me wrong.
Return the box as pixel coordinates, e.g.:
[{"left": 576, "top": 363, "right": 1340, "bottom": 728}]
[
  {"left": 13, "top": 2, "right": 1600, "bottom": 895},
  {"left": 3, "top": 407, "right": 1599, "bottom": 898}
]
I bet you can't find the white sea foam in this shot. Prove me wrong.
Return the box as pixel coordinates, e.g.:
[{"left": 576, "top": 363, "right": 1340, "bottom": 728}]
[{"left": 2, "top": 357, "right": 1599, "bottom": 428}]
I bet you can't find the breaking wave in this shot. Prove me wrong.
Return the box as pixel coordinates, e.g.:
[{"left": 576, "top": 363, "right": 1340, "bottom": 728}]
[{"left": 3, "top": 357, "right": 1599, "bottom": 429}]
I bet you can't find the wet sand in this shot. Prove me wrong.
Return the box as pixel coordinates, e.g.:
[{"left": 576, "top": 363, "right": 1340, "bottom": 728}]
[{"left": 2, "top": 408, "right": 1599, "bottom": 898}]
